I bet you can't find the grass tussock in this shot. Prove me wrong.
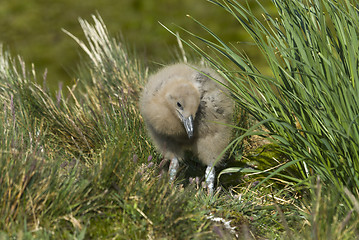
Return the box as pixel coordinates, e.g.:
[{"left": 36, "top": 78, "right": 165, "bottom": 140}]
[
  {"left": 178, "top": 0, "right": 359, "bottom": 203},
  {"left": 171, "top": 0, "right": 359, "bottom": 238}
]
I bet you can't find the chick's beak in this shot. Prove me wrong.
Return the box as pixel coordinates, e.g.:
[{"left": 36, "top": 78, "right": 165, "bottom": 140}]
[{"left": 182, "top": 115, "right": 194, "bottom": 139}]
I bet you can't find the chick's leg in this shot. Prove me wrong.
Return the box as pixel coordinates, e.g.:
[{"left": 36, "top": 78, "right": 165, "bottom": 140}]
[
  {"left": 194, "top": 129, "right": 231, "bottom": 194},
  {"left": 169, "top": 157, "right": 179, "bottom": 182},
  {"left": 205, "top": 165, "right": 215, "bottom": 194}
]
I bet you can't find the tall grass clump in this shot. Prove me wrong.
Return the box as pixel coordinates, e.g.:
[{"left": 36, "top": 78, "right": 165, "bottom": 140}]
[{"left": 182, "top": 0, "right": 359, "bottom": 206}]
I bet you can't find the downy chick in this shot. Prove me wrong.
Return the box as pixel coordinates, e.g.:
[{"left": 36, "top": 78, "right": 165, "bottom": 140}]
[{"left": 140, "top": 63, "right": 234, "bottom": 193}]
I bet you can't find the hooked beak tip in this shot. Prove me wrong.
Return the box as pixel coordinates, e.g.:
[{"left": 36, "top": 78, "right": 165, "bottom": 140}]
[
  {"left": 182, "top": 115, "right": 194, "bottom": 139},
  {"left": 187, "top": 132, "right": 193, "bottom": 139}
]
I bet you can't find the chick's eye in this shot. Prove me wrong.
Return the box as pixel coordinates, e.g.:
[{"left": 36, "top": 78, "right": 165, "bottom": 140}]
[{"left": 177, "top": 102, "right": 183, "bottom": 109}]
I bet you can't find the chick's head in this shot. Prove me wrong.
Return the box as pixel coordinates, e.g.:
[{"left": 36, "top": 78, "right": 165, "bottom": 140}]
[{"left": 165, "top": 80, "right": 200, "bottom": 138}]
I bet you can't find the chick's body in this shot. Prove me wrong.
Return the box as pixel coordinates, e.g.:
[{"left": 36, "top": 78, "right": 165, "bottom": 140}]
[{"left": 140, "top": 63, "right": 233, "bottom": 191}]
